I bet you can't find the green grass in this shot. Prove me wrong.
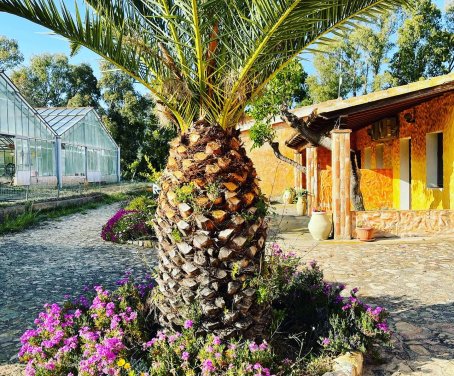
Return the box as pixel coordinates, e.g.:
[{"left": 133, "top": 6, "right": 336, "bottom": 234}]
[{"left": 0, "top": 191, "right": 143, "bottom": 236}]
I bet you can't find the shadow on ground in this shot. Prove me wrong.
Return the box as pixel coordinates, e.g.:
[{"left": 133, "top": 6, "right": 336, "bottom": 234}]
[{"left": 359, "top": 295, "right": 454, "bottom": 375}]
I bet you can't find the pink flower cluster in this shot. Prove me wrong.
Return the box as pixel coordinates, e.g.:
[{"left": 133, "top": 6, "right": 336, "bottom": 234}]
[{"left": 19, "top": 278, "right": 152, "bottom": 376}]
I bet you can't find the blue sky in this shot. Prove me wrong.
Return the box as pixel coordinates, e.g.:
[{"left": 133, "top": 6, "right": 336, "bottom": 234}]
[{"left": 0, "top": 0, "right": 447, "bottom": 90}]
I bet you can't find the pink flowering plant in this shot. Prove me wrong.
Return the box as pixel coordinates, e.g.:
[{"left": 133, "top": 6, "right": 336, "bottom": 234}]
[
  {"left": 19, "top": 243, "right": 393, "bottom": 376},
  {"left": 101, "top": 208, "right": 154, "bottom": 243},
  {"left": 142, "top": 321, "right": 281, "bottom": 376},
  {"left": 19, "top": 274, "right": 155, "bottom": 376},
  {"left": 320, "top": 288, "right": 391, "bottom": 354},
  {"left": 252, "top": 244, "right": 391, "bottom": 363}
]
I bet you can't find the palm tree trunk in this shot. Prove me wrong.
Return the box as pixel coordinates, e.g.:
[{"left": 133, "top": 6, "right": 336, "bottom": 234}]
[
  {"left": 154, "top": 121, "right": 270, "bottom": 339},
  {"left": 280, "top": 107, "right": 365, "bottom": 211}
]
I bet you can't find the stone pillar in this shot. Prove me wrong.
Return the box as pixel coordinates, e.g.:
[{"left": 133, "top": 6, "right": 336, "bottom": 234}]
[
  {"left": 331, "top": 129, "right": 351, "bottom": 239},
  {"left": 294, "top": 152, "right": 303, "bottom": 189},
  {"left": 306, "top": 146, "right": 318, "bottom": 214}
]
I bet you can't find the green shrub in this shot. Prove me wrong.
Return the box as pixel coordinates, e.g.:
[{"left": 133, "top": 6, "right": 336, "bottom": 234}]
[{"left": 125, "top": 195, "right": 157, "bottom": 214}]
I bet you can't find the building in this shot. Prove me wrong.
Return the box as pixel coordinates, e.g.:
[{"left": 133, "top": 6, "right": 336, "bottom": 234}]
[
  {"left": 0, "top": 72, "right": 120, "bottom": 187},
  {"left": 36, "top": 107, "right": 120, "bottom": 186},
  {"left": 241, "top": 73, "right": 454, "bottom": 239}
]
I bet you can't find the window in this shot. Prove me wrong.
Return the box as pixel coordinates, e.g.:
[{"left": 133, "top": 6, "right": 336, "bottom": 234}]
[
  {"left": 426, "top": 132, "right": 443, "bottom": 188},
  {"left": 376, "top": 144, "right": 384, "bottom": 169},
  {"left": 364, "top": 147, "right": 372, "bottom": 169}
]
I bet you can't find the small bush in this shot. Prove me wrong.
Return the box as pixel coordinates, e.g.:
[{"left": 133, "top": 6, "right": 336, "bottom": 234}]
[
  {"left": 20, "top": 244, "right": 392, "bottom": 376},
  {"left": 101, "top": 209, "right": 154, "bottom": 242},
  {"left": 125, "top": 195, "right": 157, "bottom": 214},
  {"left": 19, "top": 274, "right": 155, "bottom": 376}
]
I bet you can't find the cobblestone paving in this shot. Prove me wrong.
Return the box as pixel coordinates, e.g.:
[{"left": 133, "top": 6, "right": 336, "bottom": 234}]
[
  {"left": 277, "top": 231, "right": 454, "bottom": 376},
  {"left": 0, "top": 203, "right": 156, "bottom": 365}
]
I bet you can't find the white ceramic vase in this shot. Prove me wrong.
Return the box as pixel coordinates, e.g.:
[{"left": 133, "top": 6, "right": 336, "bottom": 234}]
[
  {"left": 282, "top": 190, "right": 294, "bottom": 204},
  {"left": 296, "top": 196, "right": 306, "bottom": 216},
  {"left": 308, "top": 212, "right": 332, "bottom": 240}
]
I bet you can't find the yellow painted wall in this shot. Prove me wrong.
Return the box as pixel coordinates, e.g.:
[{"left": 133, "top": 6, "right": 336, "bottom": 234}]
[
  {"left": 240, "top": 123, "right": 297, "bottom": 198},
  {"left": 355, "top": 92, "right": 454, "bottom": 210}
]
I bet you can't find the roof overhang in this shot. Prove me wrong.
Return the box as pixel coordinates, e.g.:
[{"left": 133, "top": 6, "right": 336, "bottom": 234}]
[{"left": 285, "top": 73, "right": 454, "bottom": 150}]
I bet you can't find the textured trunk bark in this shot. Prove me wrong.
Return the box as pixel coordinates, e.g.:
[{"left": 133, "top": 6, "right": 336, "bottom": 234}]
[
  {"left": 280, "top": 107, "right": 365, "bottom": 211},
  {"left": 270, "top": 142, "right": 306, "bottom": 172},
  {"left": 154, "top": 121, "right": 270, "bottom": 340}
]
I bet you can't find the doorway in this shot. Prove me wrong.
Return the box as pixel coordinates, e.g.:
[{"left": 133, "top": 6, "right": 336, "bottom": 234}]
[{"left": 400, "top": 138, "right": 411, "bottom": 210}]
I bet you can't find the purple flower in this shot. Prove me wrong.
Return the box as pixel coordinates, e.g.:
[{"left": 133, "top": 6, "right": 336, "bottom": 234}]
[
  {"left": 377, "top": 322, "right": 389, "bottom": 332},
  {"left": 202, "top": 359, "right": 215, "bottom": 373},
  {"left": 351, "top": 287, "right": 359, "bottom": 294},
  {"left": 182, "top": 351, "right": 190, "bottom": 361},
  {"left": 249, "top": 342, "right": 259, "bottom": 352},
  {"left": 342, "top": 304, "right": 352, "bottom": 311},
  {"left": 213, "top": 336, "right": 221, "bottom": 346},
  {"left": 184, "top": 320, "right": 193, "bottom": 329},
  {"left": 322, "top": 337, "right": 331, "bottom": 346}
]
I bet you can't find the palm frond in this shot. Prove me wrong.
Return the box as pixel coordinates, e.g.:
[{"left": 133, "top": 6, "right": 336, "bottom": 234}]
[{"left": 0, "top": 0, "right": 409, "bottom": 131}]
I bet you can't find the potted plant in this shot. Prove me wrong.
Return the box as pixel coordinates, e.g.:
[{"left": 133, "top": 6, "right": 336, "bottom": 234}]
[
  {"left": 308, "top": 208, "right": 332, "bottom": 240},
  {"left": 282, "top": 187, "right": 295, "bottom": 205},
  {"left": 356, "top": 220, "right": 374, "bottom": 241},
  {"left": 294, "top": 189, "right": 309, "bottom": 216}
]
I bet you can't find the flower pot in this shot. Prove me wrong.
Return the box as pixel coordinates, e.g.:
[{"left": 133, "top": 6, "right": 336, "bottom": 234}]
[
  {"left": 356, "top": 227, "right": 374, "bottom": 241},
  {"left": 282, "top": 190, "right": 294, "bottom": 204},
  {"left": 295, "top": 196, "right": 306, "bottom": 216},
  {"left": 308, "top": 212, "right": 332, "bottom": 240}
]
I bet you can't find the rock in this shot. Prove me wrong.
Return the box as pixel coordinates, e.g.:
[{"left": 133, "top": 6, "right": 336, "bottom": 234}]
[{"left": 227, "top": 281, "right": 241, "bottom": 295}]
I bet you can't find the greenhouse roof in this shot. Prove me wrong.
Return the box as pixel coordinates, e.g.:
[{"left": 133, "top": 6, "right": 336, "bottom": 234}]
[{"left": 35, "top": 107, "right": 93, "bottom": 135}]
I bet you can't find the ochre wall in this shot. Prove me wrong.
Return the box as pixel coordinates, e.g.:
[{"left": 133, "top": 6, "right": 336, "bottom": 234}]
[
  {"left": 240, "top": 123, "right": 297, "bottom": 198},
  {"left": 354, "top": 92, "right": 454, "bottom": 210},
  {"left": 318, "top": 167, "right": 393, "bottom": 211}
]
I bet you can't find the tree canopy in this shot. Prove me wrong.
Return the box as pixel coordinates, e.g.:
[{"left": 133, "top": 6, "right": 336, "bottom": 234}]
[
  {"left": 0, "top": 35, "right": 23, "bottom": 71},
  {"left": 11, "top": 53, "right": 100, "bottom": 107},
  {"left": 0, "top": 0, "right": 409, "bottom": 132}
]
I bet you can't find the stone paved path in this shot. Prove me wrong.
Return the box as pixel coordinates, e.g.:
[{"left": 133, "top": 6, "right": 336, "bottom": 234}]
[
  {"left": 277, "top": 230, "right": 454, "bottom": 376},
  {"left": 0, "top": 203, "right": 156, "bottom": 365}
]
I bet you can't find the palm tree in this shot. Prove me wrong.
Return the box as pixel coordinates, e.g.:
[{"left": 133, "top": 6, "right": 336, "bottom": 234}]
[{"left": 0, "top": 0, "right": 407, "bottom": 339}]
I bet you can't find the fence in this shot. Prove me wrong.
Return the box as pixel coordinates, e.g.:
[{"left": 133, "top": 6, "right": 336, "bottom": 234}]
[{"left": 0, "top": 181, "right": 150, "bottom": 206}]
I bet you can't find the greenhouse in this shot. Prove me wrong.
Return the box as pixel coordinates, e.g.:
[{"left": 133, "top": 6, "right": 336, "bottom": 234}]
[
  {"left": 0, "top": 72, "right": 120, "bottom": 187},
  {"left": 37, "top": 107, "right": 120, "bottom": 186}
]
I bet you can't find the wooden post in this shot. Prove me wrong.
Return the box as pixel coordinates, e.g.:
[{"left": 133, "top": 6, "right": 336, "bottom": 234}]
[
  {"left": 306, "top": 146, "right": 318, "bottom": 214},
  {"left": 294, "top": 152, "right": 303, "bottom": 189},
  {"left": 331, "top": 130, "right": 351, "bottom": 239}
]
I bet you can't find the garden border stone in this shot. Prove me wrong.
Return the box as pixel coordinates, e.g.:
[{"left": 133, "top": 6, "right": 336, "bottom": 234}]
[
  {"left": 0, "top": 193, "right": 106, "bottom": 222},
  {"left": 126, "top": 239, "right": 155, "bottom": 248},
  {"left": 323, "top": 352, "right": 364, "bottom": 376}
]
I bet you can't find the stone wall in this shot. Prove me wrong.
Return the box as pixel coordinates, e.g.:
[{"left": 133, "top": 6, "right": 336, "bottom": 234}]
[
  {"left": 0, "top": 193, "right": 105, "bottom": 222},
  {"left": 352, "top": 209, "right": 454, "bottom": 238}
]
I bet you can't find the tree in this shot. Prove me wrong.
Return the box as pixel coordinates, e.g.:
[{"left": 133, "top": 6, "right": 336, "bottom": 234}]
[
  {"left": 99, "top": 61, "right": 174, "bottom": 179},
  {"left": 11, "top": 53, "right": 70, "bottom": 107},
  {"left": 11, "top": 53, "right": 100, "bottom": 107},
  {"left": 0, "top": 0, "right": 408, "bottom": 339},
  {"left": 248, "top": 58, "right": 310, "bottom": 172},
  {"left": 390, "top": 0, "right": 454, "bottom": 84},
  {"left": 249, "top": 57, "right": 366, "bottom": 210},
  {"left": 0, "top": 35, "right": 23, "bottom": 71},
  {"left": 307, "top": 14, "right": 396, "bottom": 102},
  {"left": 67, "top": 63, "right": 101, "bottom": 107}
]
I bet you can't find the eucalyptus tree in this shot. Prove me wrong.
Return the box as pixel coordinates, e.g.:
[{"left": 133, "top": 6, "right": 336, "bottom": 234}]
[{"left": 0, "top": 0, "right": 408, "bottom": 338}]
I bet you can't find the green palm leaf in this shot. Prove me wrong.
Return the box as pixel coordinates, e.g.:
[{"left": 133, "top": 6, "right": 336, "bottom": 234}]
[{"left": 0, "top": 0, "right": 409, "bottom": 131}]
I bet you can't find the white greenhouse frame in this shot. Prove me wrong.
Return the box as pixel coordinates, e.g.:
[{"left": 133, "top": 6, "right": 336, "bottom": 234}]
[{"left": 0, "top": 72, "right": 120, "bottom": 187}]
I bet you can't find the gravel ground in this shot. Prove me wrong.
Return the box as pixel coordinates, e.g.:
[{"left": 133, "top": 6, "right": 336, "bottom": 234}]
[{"left": 0, "top": 202, "right": 156, "bottom": 365}]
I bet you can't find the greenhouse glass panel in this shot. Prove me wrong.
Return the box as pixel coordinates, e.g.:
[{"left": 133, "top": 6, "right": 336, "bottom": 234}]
[{"left": 64, "top": 145, "right": 85, "bottom": 176}]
